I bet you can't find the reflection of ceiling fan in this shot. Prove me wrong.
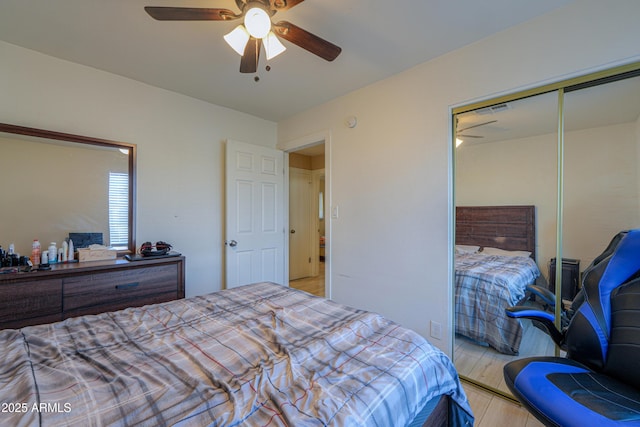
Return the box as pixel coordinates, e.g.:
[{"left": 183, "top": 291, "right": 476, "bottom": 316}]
[
  {"left": 145, "top": 0, "right": 342, "bottom": 74},
  {"left": 456, "top": 120, "right": 497, "bottom": 139}
]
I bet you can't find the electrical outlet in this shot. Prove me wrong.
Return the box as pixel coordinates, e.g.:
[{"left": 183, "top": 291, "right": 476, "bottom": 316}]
[{"left": 430, "top": 321, "right": 442, "bottom": 340}]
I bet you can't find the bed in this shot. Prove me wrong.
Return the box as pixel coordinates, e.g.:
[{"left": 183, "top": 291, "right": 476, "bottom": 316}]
[
  {"left": 0, "top": 281, "right": 473, "bottom": 426},
  {"left": 455, "top": 206, "right": 541, "bottom": 355}
]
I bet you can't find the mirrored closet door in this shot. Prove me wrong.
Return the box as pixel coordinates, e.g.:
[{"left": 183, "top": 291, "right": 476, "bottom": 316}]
[
  {"left": 452, "top": 63, "right": 640, "bottom": 399},
  {"left": 562, "top": 73, "right": 640, "bottom": 278},
  {"left": 453, "top": 91, "right": 559, "bottom": 396}
]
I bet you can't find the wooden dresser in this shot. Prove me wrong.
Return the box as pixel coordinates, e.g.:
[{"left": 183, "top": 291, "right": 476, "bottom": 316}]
[{"left": 0, "top": 256, "right": 185, "bottom": 330}]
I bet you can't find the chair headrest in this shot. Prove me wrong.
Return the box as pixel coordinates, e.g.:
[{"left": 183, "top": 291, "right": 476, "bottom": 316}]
[{"left": 595, "top": 229, "right": 640, "bottom": 336}]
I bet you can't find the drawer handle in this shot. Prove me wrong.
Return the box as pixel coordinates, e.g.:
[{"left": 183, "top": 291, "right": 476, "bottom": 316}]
[{"left": 116, "top": 282, "right": 139, "bottom": 290}]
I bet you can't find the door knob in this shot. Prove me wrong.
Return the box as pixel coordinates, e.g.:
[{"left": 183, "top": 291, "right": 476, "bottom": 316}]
[
  {"left": 290, "top": 229, "right": 296, "bottom": 234},
  {"left": 227, "top": 240, "right": 238, "bottom": 247}
]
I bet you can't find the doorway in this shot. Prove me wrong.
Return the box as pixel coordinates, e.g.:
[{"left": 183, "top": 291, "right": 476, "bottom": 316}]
[{"left": 288, "top": 143, "right": 326, "bottom": 297}]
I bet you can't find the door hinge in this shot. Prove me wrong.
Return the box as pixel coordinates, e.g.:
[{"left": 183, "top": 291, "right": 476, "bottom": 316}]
[{"left": 309, "top": 257, "right": 311, "bottom": 263}]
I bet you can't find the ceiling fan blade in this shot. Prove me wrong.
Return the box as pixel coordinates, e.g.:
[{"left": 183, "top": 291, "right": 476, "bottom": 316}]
[
  {"left": 457, "top": 120, "right": 497, "bottom": 133},
  {"left": 240, "top": 37, "right": 261, "bottom": 73},
  {"left": 273, "top": 21, "right": 341, "bottom": 61},
  {"left": 269, "top": 0, "right": 305, "bottom": 11},
  {"left": 144, "top": 7, "right": 240, "bottom": 21}
]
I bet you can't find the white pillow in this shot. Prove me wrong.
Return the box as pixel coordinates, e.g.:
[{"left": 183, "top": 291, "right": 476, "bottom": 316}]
[
  {"left": 455, "top": 245, "right": 480, "bottom": 254},
  {"left": 481, "top": 247, "right": 531, "bottom": 258}
]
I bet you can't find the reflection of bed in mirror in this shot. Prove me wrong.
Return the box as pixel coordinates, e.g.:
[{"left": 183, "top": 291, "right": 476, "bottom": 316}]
[{"left": 454, "top": 205, "right": 541, "bottom": 355}]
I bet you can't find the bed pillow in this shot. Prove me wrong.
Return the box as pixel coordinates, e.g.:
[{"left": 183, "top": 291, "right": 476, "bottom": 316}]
[
  {"left": 481, "top": 247, "right": 531, "bottom": 258},
  {"left": 455, "top": 244, "right": 480, "bottom": 254}
]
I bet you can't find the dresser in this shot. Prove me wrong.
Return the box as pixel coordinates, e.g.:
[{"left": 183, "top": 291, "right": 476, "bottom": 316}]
[{"left": 0, "top": 256, "right": 185, "bottom": 329}]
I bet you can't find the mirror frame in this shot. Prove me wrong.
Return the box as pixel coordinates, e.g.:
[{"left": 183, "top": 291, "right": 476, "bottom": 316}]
[{"left": 0, "top": 122, "right": 137, "bottom": 255}]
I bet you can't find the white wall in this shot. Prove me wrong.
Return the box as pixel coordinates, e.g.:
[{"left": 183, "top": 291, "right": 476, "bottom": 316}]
[
  {"left": 456, "top": 131, "right": 557, "bottom": 272},
  {"left": 564, "top": 123, "right": 640, "bottom": 268},
  {"left": 457, "top": 122, "right": 640, "bottom": 276},
  {"left": 277, "top": 0, "right": 640, "bottom": 354},
  {"left": 0, "top": 41, "right": 277, "bottom": 297}
]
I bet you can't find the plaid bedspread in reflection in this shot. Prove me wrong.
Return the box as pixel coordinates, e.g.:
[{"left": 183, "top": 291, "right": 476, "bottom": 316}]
[
  {"left": 455, "top": 253, "right": 541, "bottom": 354},
  {"left": 1, "top": 282, "right": 471, "bottom": 426}
]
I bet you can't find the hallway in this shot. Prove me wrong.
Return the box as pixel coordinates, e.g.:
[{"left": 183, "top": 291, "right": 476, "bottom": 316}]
[{"left": 289, "top": 261, "right": 325, "bottom": 297}]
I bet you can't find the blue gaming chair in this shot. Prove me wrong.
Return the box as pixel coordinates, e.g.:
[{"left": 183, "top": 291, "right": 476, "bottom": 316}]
[{"left": 503, "top": 229, "right": 640, "bottom": 427}]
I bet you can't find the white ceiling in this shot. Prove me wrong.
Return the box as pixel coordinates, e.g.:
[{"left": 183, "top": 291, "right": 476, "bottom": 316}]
[
  {"left": 456, "top": 74, "right": 640, "bottom": 145},
  {"left": 0, "top": 0, "right": 575, "bottom": 122}
]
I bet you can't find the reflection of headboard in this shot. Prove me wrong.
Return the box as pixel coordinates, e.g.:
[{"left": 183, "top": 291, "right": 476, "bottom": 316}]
[{"left": 456, "top": 205, "right": 536, "bottom": 260}]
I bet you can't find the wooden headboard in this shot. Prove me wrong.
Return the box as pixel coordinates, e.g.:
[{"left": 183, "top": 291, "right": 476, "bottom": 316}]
[{"left": 456, "top": 205, "right": 536, "bottom": 260}]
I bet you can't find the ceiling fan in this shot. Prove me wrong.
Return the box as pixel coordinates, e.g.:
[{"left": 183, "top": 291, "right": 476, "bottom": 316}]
[
  {"left": 456, "top": 120, "right": 497, "bottom": 139},
  {"left": 144, "top": 0, "right": 342, "bottom": 73}
]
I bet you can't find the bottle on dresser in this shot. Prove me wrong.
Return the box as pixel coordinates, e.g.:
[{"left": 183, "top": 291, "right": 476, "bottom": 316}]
[
  {"left": 31, "top": 240, "right": 41, "bottom": 267},
  {"left": 48, "top": 242, "right": 57, "bottom": 264},
  {"left": 68, "top": 239, "right": 74, "bottom": 262}
]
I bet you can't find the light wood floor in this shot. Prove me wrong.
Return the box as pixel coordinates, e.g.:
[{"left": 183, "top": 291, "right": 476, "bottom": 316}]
[
  {"left": 455, "top": 316, "right": 559, "bottom": 395},
  {"left": 456, "top": 315, "right": 562, "bottom": 425},
  {"left": 289, "top": 261, "right": 325, "bottom": 297},
  {"left": 463, "top": 381, "right": 544, "bottom": 427}
]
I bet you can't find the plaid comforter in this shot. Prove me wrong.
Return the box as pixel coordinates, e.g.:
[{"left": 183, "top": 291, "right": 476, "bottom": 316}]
[
  {"left": 0, "top": 282, "right": 472, "bottom": 426},
  {"left": 455, "top": 253, "right": 540, "bottom": 354}
]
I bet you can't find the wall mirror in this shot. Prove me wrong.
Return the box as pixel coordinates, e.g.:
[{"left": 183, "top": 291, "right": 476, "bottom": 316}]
[
  {"left": 452, "top": 63, "right": 640, "bottom": 399},
  {"left": 0, "top": 123, "right": 136, "bottom": 256}
]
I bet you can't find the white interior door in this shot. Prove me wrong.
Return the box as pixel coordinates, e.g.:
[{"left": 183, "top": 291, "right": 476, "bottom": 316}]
[
  {"left": 289, "top": 168, "right": 312, "bottom": 280},
  {"left": 225, "top": 140, "right": 284, "bottom": 288}
]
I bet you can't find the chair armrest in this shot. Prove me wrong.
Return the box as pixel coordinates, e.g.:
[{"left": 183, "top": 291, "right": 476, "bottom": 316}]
[
  {"left": 505, "top": 306, "right": 564, "bottom": 347},
  {"left": 526, "top": 284, "right": 556, "bottom": 307},
  {"left": 506, "top": 305, "right": 554, "bottom": 322}
]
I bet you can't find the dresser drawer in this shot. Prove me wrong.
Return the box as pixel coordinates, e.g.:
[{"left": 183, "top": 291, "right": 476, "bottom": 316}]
[
  {"left": 0, "top": 279, "right": 63, "bottom": 329},
  {"left": 63, "top": 264, "right": 179, "bottom": 318}
]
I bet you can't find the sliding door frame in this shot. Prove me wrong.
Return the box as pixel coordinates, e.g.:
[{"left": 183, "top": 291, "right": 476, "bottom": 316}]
[{"left": 451, "top": 60, "right": 640, "bottom": 399}]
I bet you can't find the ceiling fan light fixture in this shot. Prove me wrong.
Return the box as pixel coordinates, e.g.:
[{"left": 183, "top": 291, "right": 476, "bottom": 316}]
[
  {"left": 244, "top": 6, "right": 271, "bottom": 39},
  {"left": 145, "top": 2, "right": 342, "bottom": 73},
  {"left": 224, "top": 25, "right": 250, "bottom": 56},
  {"left": 264, "top": 31, "right": 286, "bottom": 60}
]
